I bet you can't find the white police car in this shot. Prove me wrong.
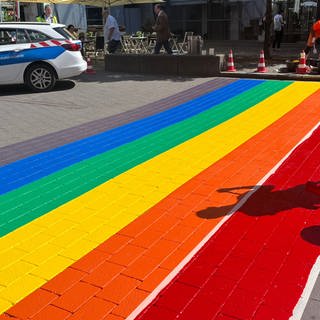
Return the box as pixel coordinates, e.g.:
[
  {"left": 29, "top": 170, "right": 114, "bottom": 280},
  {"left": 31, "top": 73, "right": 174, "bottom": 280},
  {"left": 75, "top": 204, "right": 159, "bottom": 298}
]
[{"left": 0, "top": 22, "right": 87, "bottom": 92}]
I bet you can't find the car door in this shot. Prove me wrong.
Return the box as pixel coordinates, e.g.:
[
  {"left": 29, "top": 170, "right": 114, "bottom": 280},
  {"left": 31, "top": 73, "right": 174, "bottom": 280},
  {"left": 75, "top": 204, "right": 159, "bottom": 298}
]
[{"left": 0, "top": 28, "right": 31, "bottom": 83}]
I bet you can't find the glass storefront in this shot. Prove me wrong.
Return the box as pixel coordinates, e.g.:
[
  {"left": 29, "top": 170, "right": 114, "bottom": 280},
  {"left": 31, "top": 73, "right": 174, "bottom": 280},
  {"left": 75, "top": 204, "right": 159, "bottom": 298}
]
[
  {"left": 207, "top": 2, "right": 230, "bottom": 40},
  {"left": 86, "top": 6, "right": 103, "bottom": 26},
  {"left": 169, "top": 1, "right": 231, "bottom": 40},
  {"left": 169, "top": 4, "right": 203, "bottom": 37},
  {"left": 168, "top": 0, "right": 319, "bottom": 41},
  {"left": 7, "top": 0, "right": 318, "bottom": 42}
]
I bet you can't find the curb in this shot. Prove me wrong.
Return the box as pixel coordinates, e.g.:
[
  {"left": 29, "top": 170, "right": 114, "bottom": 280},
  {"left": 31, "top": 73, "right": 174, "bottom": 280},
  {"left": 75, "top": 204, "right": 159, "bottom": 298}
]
[{"left": 220, "top": 71, "right": 320, "bottom": 81}]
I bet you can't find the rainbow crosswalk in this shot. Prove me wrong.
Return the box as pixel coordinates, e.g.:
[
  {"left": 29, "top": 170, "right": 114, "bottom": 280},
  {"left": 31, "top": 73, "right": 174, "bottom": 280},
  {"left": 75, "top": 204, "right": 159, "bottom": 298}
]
[{"left": 1, "top": 78, "right": 320, "bottom": 320}]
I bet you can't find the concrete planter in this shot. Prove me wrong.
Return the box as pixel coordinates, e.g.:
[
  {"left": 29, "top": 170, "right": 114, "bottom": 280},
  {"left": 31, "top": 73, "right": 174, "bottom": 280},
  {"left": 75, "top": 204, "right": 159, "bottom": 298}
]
[
  {"left": 140, "top": 55, "right": 179, "bottom": 75},
  {"left": 105, "top": 54, "right": 224, "bottom": 77}
]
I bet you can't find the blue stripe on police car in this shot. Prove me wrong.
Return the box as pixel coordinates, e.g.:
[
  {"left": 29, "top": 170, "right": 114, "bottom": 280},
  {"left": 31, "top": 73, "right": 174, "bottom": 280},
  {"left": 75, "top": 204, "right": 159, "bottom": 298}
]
[{"left": 0, "top": 46, "right": 65, "bottom": 66}]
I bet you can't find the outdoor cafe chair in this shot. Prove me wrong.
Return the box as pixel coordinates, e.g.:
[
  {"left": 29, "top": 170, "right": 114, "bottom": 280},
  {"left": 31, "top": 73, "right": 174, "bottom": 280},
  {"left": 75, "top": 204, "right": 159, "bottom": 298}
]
[
  {"left": 120, "top": 34, "right": 148, "bottom": 54},
  {"left": 178, "top": 31, "right": 193, "bottom": 54},
  {"left": 129, "top": 35, "right": 149, "bottom": 54},
  {"left": 147, "top": 34, "right": 157, "bottom": 53},
  {"left": 169, "top": 35, "right": 180, "bottom": 54},
  {"left": 120, "top": 34, "right": 132, "bottom": 53}
]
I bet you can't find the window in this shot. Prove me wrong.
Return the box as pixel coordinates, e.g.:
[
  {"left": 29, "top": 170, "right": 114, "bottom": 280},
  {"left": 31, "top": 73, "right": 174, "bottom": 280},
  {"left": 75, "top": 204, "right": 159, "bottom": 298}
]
[
  {"left": 26, "top": 29, "right": 50, "bottom": 42},
  {"left": 0, "top": 29, "right": 16, "bottom": 45},
  {"left": 16, "top": 29, "right": 29, "bottom": 44},
  {"left": 86, "top": 7, "right": 103, "bottom": 26},
  {"left": 53, "top": 27, "right": 75, "bottom": 40}
]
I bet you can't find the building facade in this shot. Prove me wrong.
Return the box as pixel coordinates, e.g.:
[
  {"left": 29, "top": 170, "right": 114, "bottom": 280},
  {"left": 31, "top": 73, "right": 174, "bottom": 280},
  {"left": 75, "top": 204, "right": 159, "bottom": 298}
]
[
  {"left": 101, "top": 0, "right": 318, "bottom": 41},
  {"left": 166, "top": 0, "right": 318, "bottom": 41},
  {"left": 1, "top": 0, "right": 318, "bottom": 42}
]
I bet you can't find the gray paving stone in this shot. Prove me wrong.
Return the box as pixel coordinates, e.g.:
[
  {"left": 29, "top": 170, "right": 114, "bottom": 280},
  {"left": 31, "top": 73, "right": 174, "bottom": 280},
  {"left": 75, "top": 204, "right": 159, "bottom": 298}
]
[
  {"left": 0, "top": 73, "right": 214, "bottom": 148},
  {"left": 0, "top": 75, "right": 235, "bottom": 165},
  {"left": 301, "top": 298, "right": 320, "bottom": 320},
  {"left": 301, "top": 273, "right": 320, "bottom": 320},
  {"left": 310, "top": 275, "right": 320, "bottom": 302}
]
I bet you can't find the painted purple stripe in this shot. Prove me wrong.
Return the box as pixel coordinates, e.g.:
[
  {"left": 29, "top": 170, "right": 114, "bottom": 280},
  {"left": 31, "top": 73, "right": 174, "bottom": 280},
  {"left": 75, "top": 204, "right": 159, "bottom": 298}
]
[{"left": 0, "top": 77, "right": 237, "bottom": 166}]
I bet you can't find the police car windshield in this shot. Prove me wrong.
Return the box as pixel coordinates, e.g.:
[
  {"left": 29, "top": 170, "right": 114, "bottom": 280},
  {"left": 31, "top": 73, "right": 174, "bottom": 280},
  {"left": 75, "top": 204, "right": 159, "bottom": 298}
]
[{"left": 53, "top": 27, "right": 77, "bottom": 40}]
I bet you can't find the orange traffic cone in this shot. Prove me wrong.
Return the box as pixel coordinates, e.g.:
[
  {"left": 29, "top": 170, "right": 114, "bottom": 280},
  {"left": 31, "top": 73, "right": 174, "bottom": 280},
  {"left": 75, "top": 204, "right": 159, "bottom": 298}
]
[
  {"left": 296, "top": 51, "right": 308, "bottom": 74},
  {"left": 256, "top": 50, "right": 267, "bottom": 73},
  {"left": 227, "top": 50, "right": 236, "bottom": 72},
  {"left": 85, "top": 57, "right": 96, "bottom": 74}
]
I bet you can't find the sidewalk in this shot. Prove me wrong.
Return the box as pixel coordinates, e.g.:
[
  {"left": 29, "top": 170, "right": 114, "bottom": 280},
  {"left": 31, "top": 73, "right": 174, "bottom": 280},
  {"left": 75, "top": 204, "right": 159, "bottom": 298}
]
[
  {"left": 1, "top": 76, "right": 320, "bottom": 320},
  {"left": 205, "top": 40, "right": 305, "bottom": 58},
  {"left": 205, "top": 40, "right": 320, "bottom": 79},
  {"left": 95, "top": 40, "right": 320, "bottom": 80}
]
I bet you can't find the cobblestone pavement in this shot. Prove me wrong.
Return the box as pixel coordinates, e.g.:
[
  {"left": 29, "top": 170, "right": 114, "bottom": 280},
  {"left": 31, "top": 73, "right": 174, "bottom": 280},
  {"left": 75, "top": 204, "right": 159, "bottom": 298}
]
[
  {"left": 0, "top": 71, "right": 210, "bottom": 148},
  {"left": 1, "top": 74, "right": 320, "bottom": 320}
]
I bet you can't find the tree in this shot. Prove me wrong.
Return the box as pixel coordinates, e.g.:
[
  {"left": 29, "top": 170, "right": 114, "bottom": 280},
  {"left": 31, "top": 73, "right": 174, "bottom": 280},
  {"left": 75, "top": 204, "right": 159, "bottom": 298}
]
[{"left": 263, "top": 0, "right": 272, "bottom": 60}]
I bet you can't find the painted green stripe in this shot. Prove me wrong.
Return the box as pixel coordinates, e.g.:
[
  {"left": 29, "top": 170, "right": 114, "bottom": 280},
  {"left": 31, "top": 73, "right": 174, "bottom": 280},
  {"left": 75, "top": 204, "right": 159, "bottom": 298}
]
[{"left": 0, "top": 81, "right": 291, "bottom": 236}]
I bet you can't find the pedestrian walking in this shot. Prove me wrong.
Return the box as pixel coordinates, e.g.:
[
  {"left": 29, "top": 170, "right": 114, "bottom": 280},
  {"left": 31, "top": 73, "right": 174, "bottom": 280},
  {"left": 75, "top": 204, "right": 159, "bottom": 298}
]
[
  {"left": 103, "top": 8, "right": 121, "bottom": 54},
  {"left": 152, "top": 4, "right": 172, "bottom": 55},
  {"left": 272, "top": 10, "right": 284, "bottom": 50},
  {"left": 36, "top": 5, "right": 58, "bottom": 23}
]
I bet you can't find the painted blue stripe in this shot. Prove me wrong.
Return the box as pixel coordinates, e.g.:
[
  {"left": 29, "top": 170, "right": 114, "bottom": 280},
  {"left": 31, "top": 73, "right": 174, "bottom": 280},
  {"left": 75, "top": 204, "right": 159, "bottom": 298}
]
[
  {"left": 0, "top": 79, "right": 264, "bottom": 194},
  {"left": 0, "top": 46, "right": 65, "bottom": 66}
]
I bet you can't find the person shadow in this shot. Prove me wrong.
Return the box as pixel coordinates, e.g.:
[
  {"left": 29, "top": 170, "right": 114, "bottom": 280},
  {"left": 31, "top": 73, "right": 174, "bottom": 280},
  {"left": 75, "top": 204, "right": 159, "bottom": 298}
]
[
  {"left": 197, "top": 184, "right": 320, "bottom": 219},
  {"left": 301, "top": 226, "right": 320, "bottom": 246},
  {"left": 197, "top": 184, "right": 320, "bottom": 246}
]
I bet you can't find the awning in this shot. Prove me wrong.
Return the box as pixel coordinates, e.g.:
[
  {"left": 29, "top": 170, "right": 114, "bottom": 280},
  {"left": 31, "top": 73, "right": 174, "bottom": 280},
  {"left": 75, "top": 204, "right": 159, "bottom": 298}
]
[
  {"left": 0, "top": 0, "right": 163, "bottom": 7},
  {"left": 62, "top": 0, "right": 163, "bottom": 7},
  {"left": 170, "top": 0, "right": 206, "bottom": 6}
]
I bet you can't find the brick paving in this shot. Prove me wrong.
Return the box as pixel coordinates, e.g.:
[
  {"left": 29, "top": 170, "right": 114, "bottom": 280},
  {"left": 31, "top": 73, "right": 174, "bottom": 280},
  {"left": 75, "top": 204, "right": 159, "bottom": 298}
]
[
  {"left": 0, "top": 71, "right": 210, "bottom": 148},
  {"left": 0, "top": 77, "right": 234, "bottom": 166},
  {"left": 1, "top": 74, "right": 320, "bottom": 320}
]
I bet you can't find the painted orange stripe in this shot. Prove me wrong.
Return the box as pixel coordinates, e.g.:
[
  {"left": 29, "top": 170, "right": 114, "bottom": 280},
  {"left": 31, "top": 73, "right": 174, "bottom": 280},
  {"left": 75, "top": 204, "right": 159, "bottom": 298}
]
[{"left": 3, "top": 89, "right": 320, "bottom": 320}]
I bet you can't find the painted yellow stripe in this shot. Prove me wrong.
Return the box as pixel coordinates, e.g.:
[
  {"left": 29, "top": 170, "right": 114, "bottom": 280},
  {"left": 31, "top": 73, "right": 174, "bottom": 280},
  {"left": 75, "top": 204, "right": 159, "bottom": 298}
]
[{"left": 0, "top": 82, "right": 319, "bottom": 311}]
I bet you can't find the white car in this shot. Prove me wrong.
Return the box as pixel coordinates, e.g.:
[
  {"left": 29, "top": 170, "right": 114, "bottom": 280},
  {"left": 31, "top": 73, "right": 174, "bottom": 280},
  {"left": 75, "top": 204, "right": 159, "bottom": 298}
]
[{"left": 0, "top": 22, "right": 87, "bottom": 92}]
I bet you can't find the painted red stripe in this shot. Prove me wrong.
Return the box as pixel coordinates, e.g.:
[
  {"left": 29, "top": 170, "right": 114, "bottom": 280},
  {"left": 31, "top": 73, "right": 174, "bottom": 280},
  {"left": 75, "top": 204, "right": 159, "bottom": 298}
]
[
  {"left": 136, "top": 126, "right": 320, "bottom": 320},
  {"left": 39, "top": 41, "right": 50, "bottom": 47},
  {"left": 4, "top": 91, "right": 320, "bottom": 320},
  {"left": 50, "top": 40, "right": 62, "bottom": 46}
]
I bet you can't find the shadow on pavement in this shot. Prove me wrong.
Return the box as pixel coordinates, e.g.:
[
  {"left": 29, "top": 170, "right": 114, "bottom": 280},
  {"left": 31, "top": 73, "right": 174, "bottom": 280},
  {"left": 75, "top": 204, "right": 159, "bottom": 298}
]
[
  {"left": 75, "top": 71, "right": 198, "bottom": 83},
  {"left": 197, "top": 184, "right": 320, "bottom": 219},
  {"left": 301, "top": 226, "right": 320, "bottom": 246},
  {"left": 73, "top": 61, "right": 198, "bottom": 83},
  {"left": 0, "top": 80, "right": 76, "bottom": 96}
]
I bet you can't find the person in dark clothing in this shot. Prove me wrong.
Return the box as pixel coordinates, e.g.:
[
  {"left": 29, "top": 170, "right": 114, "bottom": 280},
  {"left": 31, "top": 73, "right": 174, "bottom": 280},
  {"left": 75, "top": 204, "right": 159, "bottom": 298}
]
[{"left": 152, "top": 4, "right": 172, "bottom": 54}]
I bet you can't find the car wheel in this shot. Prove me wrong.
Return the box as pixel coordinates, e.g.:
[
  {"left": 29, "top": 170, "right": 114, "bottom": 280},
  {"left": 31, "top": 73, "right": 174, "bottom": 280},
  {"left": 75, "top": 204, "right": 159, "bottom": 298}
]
[{"left": 25, "top": 63, "right": 56, "bottom": 92}]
